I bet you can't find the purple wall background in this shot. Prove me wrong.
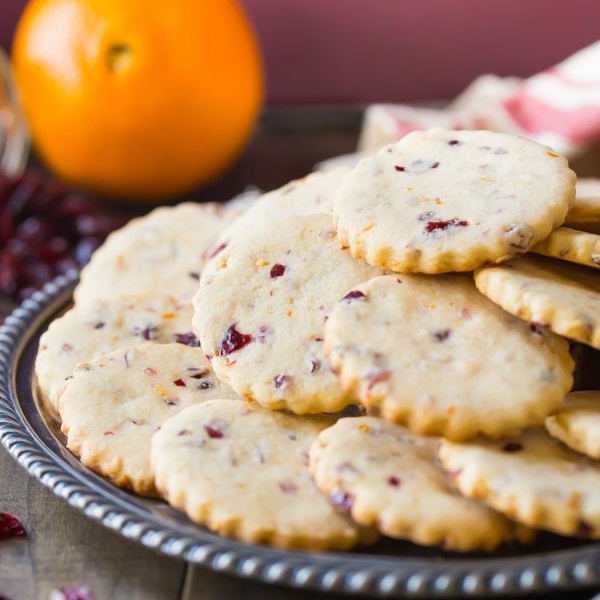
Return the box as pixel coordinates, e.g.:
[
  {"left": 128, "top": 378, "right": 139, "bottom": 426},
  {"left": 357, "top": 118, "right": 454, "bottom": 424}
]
[{"left": 2, "top": 0, "right": 599, "bottom": 104}]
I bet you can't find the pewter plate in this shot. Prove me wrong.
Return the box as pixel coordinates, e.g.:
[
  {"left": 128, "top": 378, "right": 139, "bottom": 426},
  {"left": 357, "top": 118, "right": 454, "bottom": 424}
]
[{"left": 1, "top": 273, "right": 600, "bottom": 598}]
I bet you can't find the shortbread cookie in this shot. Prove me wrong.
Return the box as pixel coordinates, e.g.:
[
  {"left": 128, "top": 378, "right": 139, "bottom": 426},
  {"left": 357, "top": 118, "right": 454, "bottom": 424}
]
[
  {"left": 194, "top": 213, "right": 382, "bottom": 414},
  {"left": 475, "top": 254, "right": 600, "bottom": 349},
  {"left": 249, "top": 167, "right": 348, "bottom": 218},
  {"left": 565, "top": 178, "right": 600, "bottom": 233},
  {"left": 439, "top": 429, "right": 600, "bottom": 538},
  {"left": 36, "top": 294, "right": 197, "bottom": 417},
  {"left": 58, "top": 343, "right": 238, "bottom": 496},
  {"left": 333, "top": 128, "right": 575, "bottom": 273},
  {"left": 309, "top": 416, "right": 531, "bottom": 551},
  {"left": 546, "top": 391, "right": 600, "bottom": 459},
  {"left": 198, "top": 169, "right": 348, "bottom": 271},
  {"left": 74, "top": 201, "right": 247, "bottom": 305},
  {"left": 532, "top": 227, "right": 600, "bottom": 270},
  {"left": 324, "top": 275, "right": 573, "bottom": 441},
  {"left": 150, "top": 399, "right": 377, "bottom": 550}
]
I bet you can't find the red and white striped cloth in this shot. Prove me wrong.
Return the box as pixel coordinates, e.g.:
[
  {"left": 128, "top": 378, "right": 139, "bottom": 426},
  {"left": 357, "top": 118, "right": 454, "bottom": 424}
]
[{"left": 358, "top": 41, "right": 600, "bottom": 158}]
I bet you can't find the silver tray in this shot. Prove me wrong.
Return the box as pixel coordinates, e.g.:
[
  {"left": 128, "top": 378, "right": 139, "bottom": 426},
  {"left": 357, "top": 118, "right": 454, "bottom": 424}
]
[{"left": 1, "top": 273, "right": 600, "bottom": 598}]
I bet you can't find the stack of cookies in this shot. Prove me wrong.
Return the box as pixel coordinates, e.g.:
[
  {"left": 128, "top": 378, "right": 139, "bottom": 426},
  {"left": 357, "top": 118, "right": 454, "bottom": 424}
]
[{"left": 36, "top": 128, "right": 600, "bottom": 553}]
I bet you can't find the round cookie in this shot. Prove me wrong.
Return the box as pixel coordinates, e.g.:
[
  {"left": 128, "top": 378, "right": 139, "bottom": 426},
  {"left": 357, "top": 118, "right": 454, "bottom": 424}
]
[
  {"left": 193, "top": 212, "right": 382, "bottom": 414},
  {"left": 439, "top": 429, "right": 600, "bottom": 539},
  {"left": 475, "top": 254, "right": 600, "bottom": 349},
  {"left": 35, "top": 293, "right": 197, "bottom": 417},
  {"left": 249, "top": 167, "right": 348, "bottom": 218},
  {"left": 324, "top": 274, "right": 573, "bottom": 441},
  {"left": 308, "top": 416, "right": 531, "bottom": 551},
  {"left": 546, "top": 391, "right": 600, "bottom": 459},
  {"left": 532, "top": 227, "right": 600, "bottom": 270},
  {"left": 332, "top": 128, "right": 575, "bottom": 273},
  {"left": 150, "top": 399, "right": 377, "bottom": 550},
  {"left": 58, "top": 343, "right": 239, "bottom": 496},
  {"left": 565, "top": 177, "right": 600, "bottom": 233},
  {"left": 74, "top": 201, "right": 248, "bottom": 306}
]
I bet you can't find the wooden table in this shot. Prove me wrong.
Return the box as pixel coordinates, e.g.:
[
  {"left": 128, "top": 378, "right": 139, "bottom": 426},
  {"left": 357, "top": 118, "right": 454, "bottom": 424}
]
[{"left": 1, "top": 107, "right": 600, "bottom": 600}]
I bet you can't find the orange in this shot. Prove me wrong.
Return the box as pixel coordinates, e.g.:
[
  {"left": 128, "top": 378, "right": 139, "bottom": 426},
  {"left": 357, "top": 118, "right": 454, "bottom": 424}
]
[{"left": 12, "top": 0, "right": 263, "bottom": 201}]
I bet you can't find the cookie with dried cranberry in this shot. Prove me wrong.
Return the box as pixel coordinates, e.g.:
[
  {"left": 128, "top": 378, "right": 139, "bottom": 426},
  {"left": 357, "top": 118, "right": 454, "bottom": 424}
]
[
  {"left": 324, "top": 275, "right": 573, "bottom": 441},
  {"left": 531, "top": 227, "right": 600, "bottom": 270},
  {"left": 333, "top": 128, "right": 575, "bottom": 273},
  {"left": 439, "top": 429, "right": 600, "bottom": 538},
  {"left": 475, "top": 254, "right": 600, "bottom": 349},
  {"left": 248, "top": 167, "right": 348, "bottom": 218},
  {"left": 565, "top": 177, "right": 600, "bottom": 233},
  {"left": 193, "top": 212, "right": 382, "bottom": 414},
  {"left": 200, "top": 168, "right": 349, "bottom": 260},
  {"left": 150, "top": 398, "right": 377, "bottom": 550},
  {"left": 74, "top": 200, "right": 253, "bottom": 306},
  {"left": 35, "top": 293, "right": 199, "bottom": 418},
  {"left": 309, "top": 416, "right": 532, "bottom": 551},
  {"left": 546, "top": 391, "right": 600, "bottom": 459},
  {"left": 58, "top": 343, "right": 239, "bottom": 496}
]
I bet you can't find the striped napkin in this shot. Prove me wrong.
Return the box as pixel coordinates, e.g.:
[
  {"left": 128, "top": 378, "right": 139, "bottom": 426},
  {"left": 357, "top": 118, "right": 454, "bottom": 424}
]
[{"left": 358, "top": 40, "right": 600, "bottom": 158}]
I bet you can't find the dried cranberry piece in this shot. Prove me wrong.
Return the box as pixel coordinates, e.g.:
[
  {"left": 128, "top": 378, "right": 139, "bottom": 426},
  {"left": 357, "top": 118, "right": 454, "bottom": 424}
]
[
  {"left": 274, "top": 373, "right": 291, "bottom": 389},
  {"left": 217, "top": 325, "right": 253, "bottom": 356},
  {"left": 395, "top": 159, "right": 440, "bottom": 173},
  {"left": 341, "top": 290, "right": 366, "bottom": 303},
  {"left": 388, "top": 476, "right": 401, "bottom": 487},
  {"left": 134, "top": 325, "right": 158, "bottom": 341},
  {"left": 173, "top": 378, "right": 186, "bottom": 387},
  {"left": 187, "top": 367, "right": 209, "bottom": 379},
  {"left": 330, "top": 491, "right": 353, "bottom": 514},
  {"left": 278, "top": 480, "right": 298, "bottom": 495},
  {"left": 530, "top": 322, "right": 547, "bottom": 335},
  {"left": 204, "top": 424, "right": 224, "bottom": 439},
  {"left": 502, "top": 442, "right": 523, "bottom": 453},
  {"left": 0, "top": 512, "right": 25, "bottom": 540},
  {"left": 208, "top": 242, "right": 227, "bottom": 259},
  {"left": 425, "top": 219, "right": 469, "bottom": 233},
  {"left": 448, "top": 139, "right": 461, "bottom": 146},
  {"left": 270, "top": 263, "right": 286, "bottom": 278},
  {"left": 173, "top": 331, "right": 201, "bottom": 347},
  {"left": 433, "top": 329, "right": 451, "bottom": 342},
  {"left": 48, "top": 585, "right": 95, "bottom": 600}
]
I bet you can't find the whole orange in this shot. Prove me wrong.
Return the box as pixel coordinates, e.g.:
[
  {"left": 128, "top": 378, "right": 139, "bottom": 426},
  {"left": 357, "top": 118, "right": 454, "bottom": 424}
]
[{"left": 12, "top": 0, "right": 263, "bottom": 201}]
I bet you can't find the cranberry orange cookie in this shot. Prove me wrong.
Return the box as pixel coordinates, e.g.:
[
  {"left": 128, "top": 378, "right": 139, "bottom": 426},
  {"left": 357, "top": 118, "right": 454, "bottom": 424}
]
[
  {"left": 35, "top": 294, "right": 197, "bottom": 417},
  {"left": 439, "top": 430, "right": 600, "bottom": 538},
  {"left": 150, "top": 399, "right": 377, "bottom": 550},
  {"left": 546, "top": 391, "right": 600, "bottom": 459},
  {"left": 565, "top": 177, "right": 600, "bottom": 233},
  {"left": 58, "top": 343, "right": 239, "bottom": 496},
  {"left": 333, "top": 128, "right": 575, "bottom": 273},
  {"left": 74, "top": 201, "right": 247, "bottom": 306},
  {"left": 475, "top": 254, "right": 600, "bottom": 349},
  {"left": 531, "top": 227, "right": 600, "bottom": 270},
  {"left": 249, "top": 167, "right": 348, "bottom": 218},
  {"left": 324, "top": 275, "right": 573, "bottom": 440},
  {"left": 309, "top": 417, "right": 531, "bottom": 551},
  {"left": 193, "top": 213, "right": 382, "bottom": 414}
]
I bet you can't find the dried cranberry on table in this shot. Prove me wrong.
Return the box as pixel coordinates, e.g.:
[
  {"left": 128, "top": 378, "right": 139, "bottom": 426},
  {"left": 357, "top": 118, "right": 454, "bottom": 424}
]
[
  {"left": 0, "top": 170, "right": 122, "bottom": 323},
  {"left": 0, "top": 512, "right": 25, "bottom": 540},
  {"left": 48, "top": 586, "right": 95, "bottom": 600}
]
